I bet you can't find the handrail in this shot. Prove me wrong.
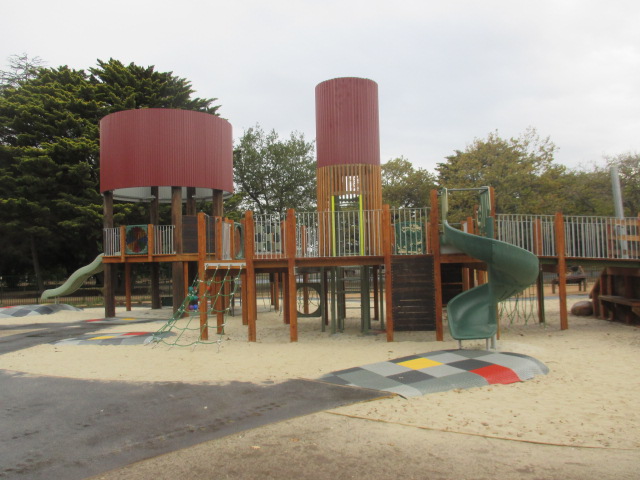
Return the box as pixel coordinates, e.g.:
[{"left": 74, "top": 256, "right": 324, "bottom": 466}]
[{"left": 105, "top": 212, "right": 639, "bottom": 262}]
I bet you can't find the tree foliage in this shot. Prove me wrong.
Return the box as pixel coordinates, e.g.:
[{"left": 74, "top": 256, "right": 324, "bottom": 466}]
[
  {"left": 233, "top": 125, "right": 316, "bottom": 216},
  {"left": 382, "top": 156, "right": 436, "bottom": 208},
  {"left": 435, "top": 128, "right": 569, "bottom": 220}
]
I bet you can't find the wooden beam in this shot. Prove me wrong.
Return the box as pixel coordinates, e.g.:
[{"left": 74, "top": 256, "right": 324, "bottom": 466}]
[
  {"left": 103, "top": 191, "right": 116, "bottom": 317},
  {"left": 382, "top": 205, "right": 394, "bottom": 341},
  {"left": 212, "top": 189, "right": 224, "bottom": 217},
  {"left": 554, "top": 212, "right": 569, "bottom": 329},
  {"left": 151, "top": 187, "right": 162, "bottom": 310},
  {"left": 197, "top": 212, "right": 209, "bottom": 340},
  {"left": 171, "top": 187, "right": 184, "bottom": 314},
  {"left": 244, "top": 211, "right": 257, "bottom": 342},
  {"left": 125, "top": 262, "right": 132, "bottom": 311},
  {"left": 286, "top": 209, "right": 298, "bottom": 342},
  {"left": 186, "top": 186, "right": 196, "bottom": 215},
  {"left": 430, "top": 190, "right": 444, "bottom": 341}
]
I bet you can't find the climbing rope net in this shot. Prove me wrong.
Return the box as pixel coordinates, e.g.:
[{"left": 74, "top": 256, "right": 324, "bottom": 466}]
[
  {"left": 152, "top": 266, "right": 243, "bottom": 348},
  {"left": 498, "top": 285, "right": 540, "bottom": 325}
]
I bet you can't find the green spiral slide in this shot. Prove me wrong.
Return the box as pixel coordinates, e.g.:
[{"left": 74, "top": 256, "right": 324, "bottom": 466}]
[
  {"left": 442, "top": 221, "right": 539, "bottom": 342},
  {"left": 40, "top": 254, "right": 104, "bottom": 301}
]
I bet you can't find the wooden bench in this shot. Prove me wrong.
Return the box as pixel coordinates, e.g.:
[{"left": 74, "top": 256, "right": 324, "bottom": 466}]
[
  {"left": 597, "top": 295, "right": 640, "bottom": 323},
  {"left": 551, "top": 275, "right": 587, "bottom": 293}
]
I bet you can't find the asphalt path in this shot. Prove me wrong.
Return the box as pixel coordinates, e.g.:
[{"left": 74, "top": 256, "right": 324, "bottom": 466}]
[
  {"left": 0, "top": 320, "right": 385, "bottom": 480},
  {"left": 0, "top": 320, "right": 108, "bottom": 355}
]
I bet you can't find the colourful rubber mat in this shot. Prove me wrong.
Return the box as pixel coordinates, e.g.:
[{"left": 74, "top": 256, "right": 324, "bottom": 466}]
[
  {"left": 319, "top": 349, "right": 549, "bottom": 398},
  {"left": 0, "top": 304, "right": 82, "bottom": 318},
  {"left": 83, "top": 317, "right": 167, "bottom": 325},
  {"left": 54, "top": 331, "right": 173, "bottom": 346}
]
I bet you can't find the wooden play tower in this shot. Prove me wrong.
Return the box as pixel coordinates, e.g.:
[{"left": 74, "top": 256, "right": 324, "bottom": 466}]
[{"left": 99, "top": 108, "right": 233, "bottom": 317}]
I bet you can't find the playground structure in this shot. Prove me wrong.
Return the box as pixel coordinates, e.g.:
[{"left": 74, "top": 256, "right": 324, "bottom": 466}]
[{"left": 43, "top": 77, "right": 640, "bottom": 342}]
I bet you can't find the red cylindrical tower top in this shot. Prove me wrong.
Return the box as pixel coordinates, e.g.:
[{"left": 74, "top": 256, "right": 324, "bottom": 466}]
[
  {"left": 315, "top": 77, "right": 380, "bottom": 168},
  {"left": 100, "top": 109, "right": 233, "bottom": 201}
]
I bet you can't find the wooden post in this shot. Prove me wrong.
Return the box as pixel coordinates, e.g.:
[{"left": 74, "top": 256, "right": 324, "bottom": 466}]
[
  {"left": 554, "top": 212, "right": 569, "bottom": 329},
  {"left": 372, "top": 265, "right": 379, "bottom": 320},
  {"left": 119, "top": 226, "right": 126, "bottom": 262},
  {"left": 286, "top": 209, "right": 298, "bottom": 342},
  {"left": 171, "top": 186, "right": 185, "bottom": 314},
  {"left": 186, "top": 187, "right": 196, "bottom": 215},
  {"left": 382, "top": 205, "right": 394, "bottom": 341},
  {"left": 125, "top": 262, "right": 132, "bottom": 311},
  {"left": 244, "top": 211, "right": 257, "bottom": 342},
  {"left": 197, "top": 213, "right": 209, "bottom": 340},
  {"left": 103, "top": 190, "right": 116, "bottom": 317},
  {"left": 533, "top": 218, "right": 543, "bottom": 256},
  {"left": 430, "top": 190, "right": 444, "bottom": 341},
  {"left": 150, "top": 187, "right": 161, "bottom": 309},
  {"left": 215, "top": 217, "right": 223, "bottom": 260},
  {"left": 212, "top": 189, "right": 224, "bottom": 217},
  {"left": 536, "top": 270, "right": 546, "bottom": 323}
]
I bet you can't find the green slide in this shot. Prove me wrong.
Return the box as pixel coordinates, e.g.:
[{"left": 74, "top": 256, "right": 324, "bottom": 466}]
[
  {"left": 442, "top": 221, "right": 539, "bottom": 341},
  {"left": 40, "top": 254, "right": 104, "bottom": 301}
]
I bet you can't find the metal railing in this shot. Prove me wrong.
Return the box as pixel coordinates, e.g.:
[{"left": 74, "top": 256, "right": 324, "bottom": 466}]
[
  {"left": 253, "top": 213, "right": 286, "bottom": 258},
  {"left": 495, "top": 215, "right": 556, "bottom": 257},
  {"left": 295, "top": 209, "right": 384, "bottom": 257},
  {"left": 495, "top": 214, "right": 640, "bottom": 260},
  {"left": 103, "top": 225, "right": 175, "bottom": 256},
  {"left": 103, "top": 227, "right": 121, "bottom": 256},
  {"left": 564, "top": 215, "right": 638, "bottom": 259},
  {"left": 153, "top": 225, "right": 175, "bottom": 255}
]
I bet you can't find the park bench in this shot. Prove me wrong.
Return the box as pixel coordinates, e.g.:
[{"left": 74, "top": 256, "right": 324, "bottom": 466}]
[
  {"left": 551, "top": 275, "right": 587, "bottom": 293},
  {"left": 597, "top": 294, "right": 640, "bottom": 323}
]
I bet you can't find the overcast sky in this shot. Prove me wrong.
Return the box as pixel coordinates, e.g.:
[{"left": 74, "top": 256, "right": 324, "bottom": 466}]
[{"left": 3, "top": 0, "right": 639, "bottom": 173}]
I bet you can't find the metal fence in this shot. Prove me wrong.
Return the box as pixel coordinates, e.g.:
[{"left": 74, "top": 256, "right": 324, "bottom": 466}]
[
  {"left": 154, "top": 225, "right": 175, "bottom": 255},
  {"left": 103, "top": 225, "right": 175, "bottom": 256},
  {"left": 495, "top": 215, "right": 556, "bottom": 256},
  {"left": 253, "top": 213, "right": 286, "bottom": 258},
  {"left": 495, "top": 214, "right": 640, "bottom": 260},
  {"left": 103, "top": 227, "right": 121, "bottom": 256}
]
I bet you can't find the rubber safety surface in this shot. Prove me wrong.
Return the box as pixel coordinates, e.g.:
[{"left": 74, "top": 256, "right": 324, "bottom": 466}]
[{"left": 319, "top": 349, "right": 549, "bottom": 398}]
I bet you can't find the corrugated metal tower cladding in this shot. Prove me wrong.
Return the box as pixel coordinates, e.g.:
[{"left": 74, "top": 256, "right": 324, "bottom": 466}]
[
  {"left": 315, "top": 77, "right": 381, "bottom": 167},
  {"left": 315, "top": 77, "right": 382, "bottom": 212},
  {"left": 100, "top": 109, "right": 233, "bottom": 200}
]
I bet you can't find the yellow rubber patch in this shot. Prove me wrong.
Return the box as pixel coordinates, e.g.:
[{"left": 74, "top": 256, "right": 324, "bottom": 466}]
[{"left": 398, "top": 358, "right": 442, "bottom": 370}]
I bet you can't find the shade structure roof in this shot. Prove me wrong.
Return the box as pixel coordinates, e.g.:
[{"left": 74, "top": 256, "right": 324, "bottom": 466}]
[{"left": 100, "top": 109, "right": 233, "bottom": 202}]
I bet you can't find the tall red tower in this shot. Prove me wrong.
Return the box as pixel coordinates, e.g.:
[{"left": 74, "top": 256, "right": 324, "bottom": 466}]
[{"left": 315, "top": 77, "right": 382, "bottom": 214}]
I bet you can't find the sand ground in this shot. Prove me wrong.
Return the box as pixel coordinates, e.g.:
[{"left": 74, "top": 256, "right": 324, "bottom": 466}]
[{"left": 1, "top": 295, "right": 638, "bottom": 479}]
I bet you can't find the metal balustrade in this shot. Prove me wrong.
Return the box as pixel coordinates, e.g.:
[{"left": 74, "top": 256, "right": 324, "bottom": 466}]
[
  {"left": 495, "top": 215, "right": 556, "bottom": 257},
  {"left": 253, "top": 213, "right": 286, "bottom": 258},
  {"left": 153, "top": 225, "right": 175, "bottom": 255},
  {"left": 295, "top": 209, "right": 384, "bottom": 257},
  {"left": 103, "top": 225, "right": 175, "bottom": 256},
  {"left": 496, "top": 214, "right": 639, "bottom": 260},
  {"left": 104, "top": 212, "right": 638, "bottom": 262},
  {"left": 103, "top": 228, "right": 121, "bottom": 256},
  {"left": 563, "top": 215, "right": 639, "bottom": 259}
]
